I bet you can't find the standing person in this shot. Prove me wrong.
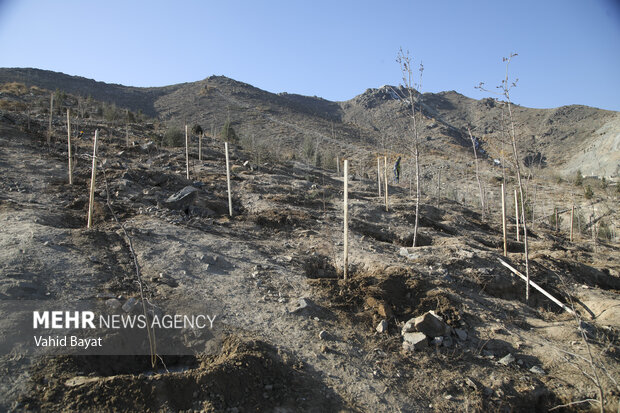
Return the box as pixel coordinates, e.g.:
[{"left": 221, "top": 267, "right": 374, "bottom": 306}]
[{"left": 393, "top": 156, "right": 402, "bottom": 183}]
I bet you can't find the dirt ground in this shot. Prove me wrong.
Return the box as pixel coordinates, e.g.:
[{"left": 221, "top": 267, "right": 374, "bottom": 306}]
[{"left": 0, "top": 117, "right": 619, "bottom": 412}]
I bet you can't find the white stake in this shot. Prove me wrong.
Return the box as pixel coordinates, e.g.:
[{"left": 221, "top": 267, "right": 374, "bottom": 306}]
[
  {"left": 570, "top": 205, "right": 575, "bottom": 242},
  {"left": 185, "top": 125, "right": 190, "bottom": 180},
  {"left": 343, "top": 159, "right": 349, "bottom": 281},
  {"left": 48, "top": 93, "right": 54, "bottom": 146},
  {"left": 498, "top": 258, "right": 575, "bottom": 315},
  {"left": 377, "top": 157, "right": 381, "bottom": 197},
  {"left": 87, "top": 130, "right": 99, "bottom": 229},
  {"left": 514, "top": 189, "right": 520, "bottom": 242},
  {"left": 225, "top": 142, "right": 233, "bottom": 217},
  {"left": 67, "top": 109, "right": 72, "bottom": 185},
  {"left": 384, "top": 156, "right": 389, "bottom": 212},
  {"left": 501, "top": 183, "right": 507, "bottom": 256}
]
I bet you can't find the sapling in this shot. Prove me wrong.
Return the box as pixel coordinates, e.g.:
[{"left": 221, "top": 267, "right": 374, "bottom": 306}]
[
  {"left": 478, "top": 53, "right": 531, "bottom": 301},
  {"left": 397, "top": 48, "right": 423, "bottom": 247}
]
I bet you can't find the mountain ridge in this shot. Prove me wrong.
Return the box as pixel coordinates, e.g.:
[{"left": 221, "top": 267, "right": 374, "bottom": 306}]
[{"left": 1, "top": 67, "right": 617, "bottom": 178}]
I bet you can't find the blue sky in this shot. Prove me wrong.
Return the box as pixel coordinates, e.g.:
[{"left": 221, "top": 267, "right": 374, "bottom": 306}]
[{"left": 0, "top": 0, "right": 619, "bottom": 110}]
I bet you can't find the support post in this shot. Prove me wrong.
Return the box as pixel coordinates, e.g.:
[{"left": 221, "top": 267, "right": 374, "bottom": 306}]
[
  {"left": 498, "top": 258, "right": 575, "bottom": 315},
  {"left": 514, "top": 189, "right": 520, "bottom": 242},
  {"left": 336, "top": 156, "right": 340, "bottom": 176},
  {"left": 87, "top": 130, "right": 99, "bottom": 229},
  {"left": 66, "top": 109, "right": 72, "bottom": 185},
  {"left": 377, "top": 157, "right": 381, "bottom": 197},
  {"left": 199, "top": 132, "right": 203, "bottom": 161},
  {"left": 570, "top": 205, "right": 575, "bottom": 242},
  {"left": 501, "top": 183, "right": 507, "bottom": 256},
  {"left": 125, "top": 109, "right": 129, "bottom": 147},
  {"left": 437, "top": 168, "right": 441, "bottom": 207},
  {"left": 384, "top": 156, "right": 389, "bottom": 212},
  {"left": 343, "top": 159, "right": 349, "bottom": 281},
  {"left": 225, "top": 142, "right": 233, "bottom": 217},
  {"left": 48, "top": 93, "right": 54, "bottom": 146},
  {"left": 185, "top": 125, "right": 190, "bottom": 180}
]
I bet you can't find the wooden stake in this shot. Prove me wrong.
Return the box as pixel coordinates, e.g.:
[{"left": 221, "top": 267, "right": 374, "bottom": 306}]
[
  {"left": 66, "top": 109, "right": 72, "bottom": 185},
  {"left": 87, "top": 130, "right": 99, "bottom": 229},
  {"left": 514, "top": 189, "right": 520, "bottom": 242},
  {"left": 343, "top": 159, "right": 349, "bottom": 281},
  {"left": 501, "top": 183, "right": 507, "bottom": 256},
  {"left": 498, "top": 258, "right": 575, "bottom": 315},
  {"left": 199, "top": 132, "right": 203, "bottom": 161},
  {"left": 336, "top": 156, "right": 340, "bottom": 176},
  {"left": 570, "top": 205, "right": 575, "bottom": 242},
  {"left": 185, "top": 125, "right": 190, "bottom": 180},
  {"left": 48, "top": 93, "right": 54, "bottom": 146},
  {"left": 437, "top": 168, "right": 441, "bottom": 207},
  {"left": 225, "top": 142, "right": 233, "bottom": 217},
  {"left": 384, "top": 156, "right": 389, "bottom": 212},
  {"left": 125, "top": 109, "right": 129, "bottom": 147},
  {"left": 377, "top": 157, "right": 381, "bottom": 197}
]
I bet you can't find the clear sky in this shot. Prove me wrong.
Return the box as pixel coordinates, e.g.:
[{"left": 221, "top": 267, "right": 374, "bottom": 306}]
[{"left": 0, "top": 0, "right": 619, "bottom": 111}]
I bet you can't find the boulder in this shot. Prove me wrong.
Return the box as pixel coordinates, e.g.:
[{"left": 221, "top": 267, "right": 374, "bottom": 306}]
[
  {"left": 403, "top": 332, "right": 427, "bottom": 351},
  {"left": 165, "top": 186, "right": 199, "bottom": 211},
  {"left": 403, "top": 311, "right": 451, "bottom": 337}
]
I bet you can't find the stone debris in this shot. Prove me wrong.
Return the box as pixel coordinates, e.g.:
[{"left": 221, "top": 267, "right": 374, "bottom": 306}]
[
  {"left": 376, "top": 319, "right": 388, "bottom": 334},
  {"left": 105, "top": 298, "right": 122, "bottom": 311},
  {"left": 403, "top": 311, "right": 451, "bottom": 337},
  {"left": 530, "top": 366, "right": 546, "bottom": 375},
  {"left": 455, "top": 328, "right": 468, "bottom": 341},
  {"left": 498, "top": 353, "right": 516, "bottom": 366},
  {"left": 402, "top": 332, "right": 428, "bottom": 351},
  {"left": 121, "top": 297, "right": 139, "bottom": 313},
  {"left": 165, "top": 186, "right": 199, "bottom": 211}
]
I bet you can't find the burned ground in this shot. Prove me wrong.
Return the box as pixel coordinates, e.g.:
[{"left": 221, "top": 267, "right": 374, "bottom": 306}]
[{"left": 0, "top": 95, "right": 619, "bottom": 413}]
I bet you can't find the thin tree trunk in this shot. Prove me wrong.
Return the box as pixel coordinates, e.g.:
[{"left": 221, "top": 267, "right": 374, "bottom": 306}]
[
  {"left": 468, "top": 127, "right": 485, "bottom": 220},
  {"left": 508, "top": 100, "right": 530, "bottom": 302}
]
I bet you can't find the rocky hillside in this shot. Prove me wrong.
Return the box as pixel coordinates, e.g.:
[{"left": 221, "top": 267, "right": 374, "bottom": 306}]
[{"left": 1, "top": 67, "right": 617, "bottom": 179}]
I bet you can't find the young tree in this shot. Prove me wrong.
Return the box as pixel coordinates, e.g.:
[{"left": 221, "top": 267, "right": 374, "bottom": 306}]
[
  {"left": 397, "top": 48, "right": 423, "bottom": 247},
  {"left": 479, "top": 53, "right": 532, "bottom": 301},
  {"left": 467, "top": 126, "right": 486, "bottom": 220}
]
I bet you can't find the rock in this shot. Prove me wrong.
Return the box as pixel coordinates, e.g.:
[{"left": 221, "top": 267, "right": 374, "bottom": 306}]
[
  {"left": 455, "top": 328, "right": 468, "bottom": 341},
  {"left": 498, "top": 353, "right": 516, "bottom": 366},
  {"left": 376, "top": 320, "right": 388, "bottom": 334},
  {"left": 165, "top": 186, "right": 199, "bottom": 211},
  {"left": 402, "top": 318, "right": 416, "bottom": 335},
  {"left": 442, "top": 336, "right": 453, "bottom": 348},
  {"left": 105, "top": 298, "right": 122, "bottom": 311},
  {"left": 530, "top": 366, "right": 545, "bottom": 375},
  {"left": 231, "top": 165, "right": 244, "bottom": 173},
  {"left": 465, "top": 377, "right": 480, "bottom": 390},
  {"left": 431, "top": 337, "right": 443, "bottom": 346},
  {"left": 140, "top": 141, "right": 155, "bottom": 153},
  {"left": 408, "top": 311, "right": 451, "bottom": 337},
  {"left": 318, "top": 330, "right": 329, "bottom": 340},
  {"left": 292, "top": 297, "right": 321, "bottom": 315},
  {"left": 121, "top": 297, "right": 139, "bottom": 313},
  {"left": 399, "top": 247, "right": 418, "bottom": 260},
  {"left": 403, "top": 332, "right": 428, "bottom": 351}
]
